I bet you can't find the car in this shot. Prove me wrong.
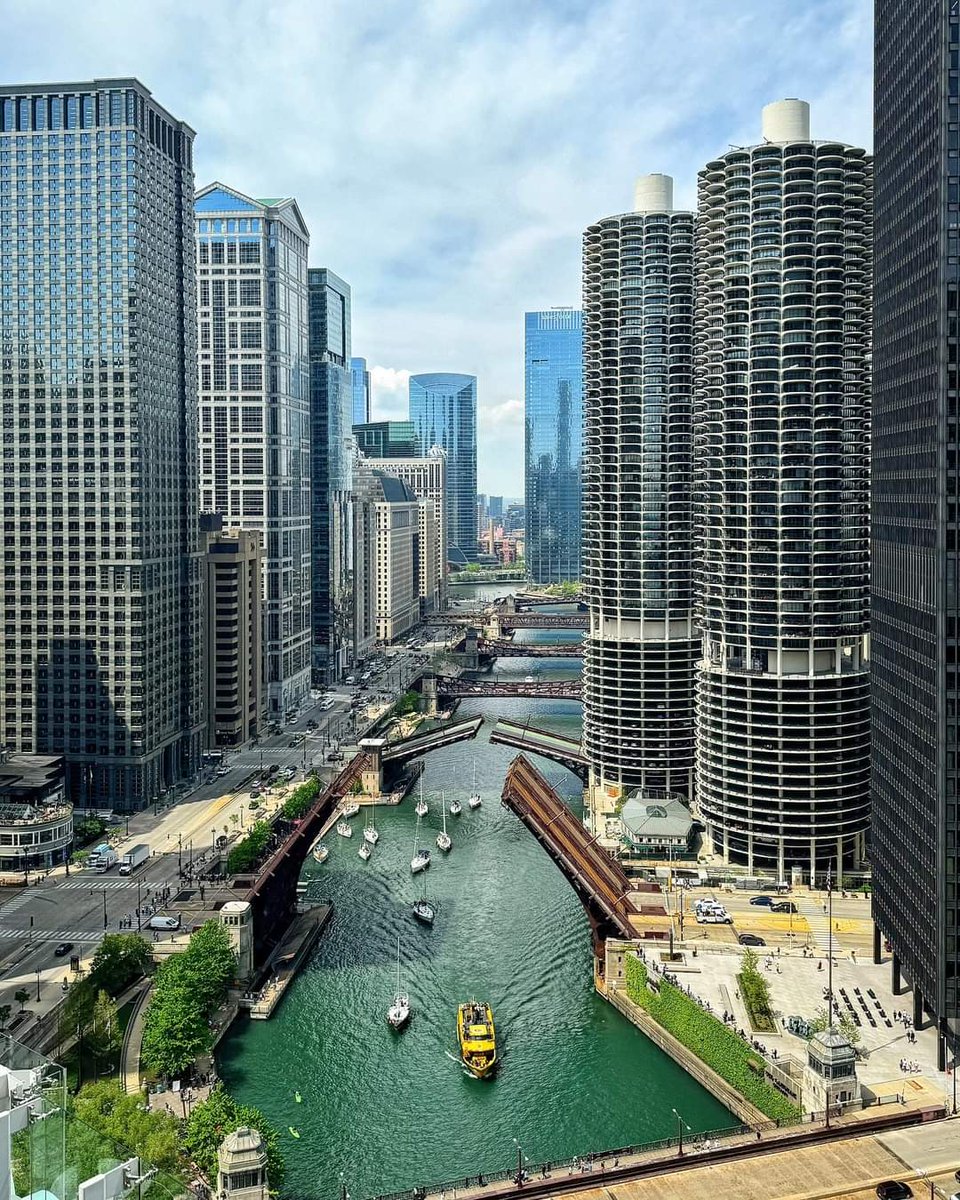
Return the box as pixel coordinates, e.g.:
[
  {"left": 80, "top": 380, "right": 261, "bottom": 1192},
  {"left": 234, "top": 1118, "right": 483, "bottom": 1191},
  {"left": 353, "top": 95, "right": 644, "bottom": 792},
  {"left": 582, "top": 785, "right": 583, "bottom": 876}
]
[
  {"left": 750, "top": 896, "right": 774, "bottom": 906},
  {"left": 875, "top": 1183, "right": 913, "bottom": 1200},
  {"left": 249, "top": 789, "right": 261, "bottom": 799},
  {"left": 738, "top": 934, "right": 766, "bottom": 947},
  {"left": 773, "top": 901, "right": 799, "bottom": 914},
  {"left": 306, "top": 719, "right": 317, "bottom": 729},
  {"left": 54, "top": 941, "right": 74, "bottom": 957},
  {"left": 147, "top": 914, "right": 181, "bottom": 931},
  {"left": 288, "top": 739, "right": 300, "bottom": 748}
]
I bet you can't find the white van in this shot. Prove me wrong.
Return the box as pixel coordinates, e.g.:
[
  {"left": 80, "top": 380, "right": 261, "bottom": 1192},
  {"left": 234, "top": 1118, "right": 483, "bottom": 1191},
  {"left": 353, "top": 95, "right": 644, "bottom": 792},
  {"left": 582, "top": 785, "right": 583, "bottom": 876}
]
[{"left": 147, "top": 914, "right": 181, "bottom": 931}]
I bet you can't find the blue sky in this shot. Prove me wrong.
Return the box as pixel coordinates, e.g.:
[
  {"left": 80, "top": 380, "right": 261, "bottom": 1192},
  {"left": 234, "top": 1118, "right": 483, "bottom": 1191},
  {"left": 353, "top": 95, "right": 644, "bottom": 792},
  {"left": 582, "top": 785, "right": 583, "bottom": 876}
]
[{"left": 1, "top": 0, "right": 872, "bottom": 493}]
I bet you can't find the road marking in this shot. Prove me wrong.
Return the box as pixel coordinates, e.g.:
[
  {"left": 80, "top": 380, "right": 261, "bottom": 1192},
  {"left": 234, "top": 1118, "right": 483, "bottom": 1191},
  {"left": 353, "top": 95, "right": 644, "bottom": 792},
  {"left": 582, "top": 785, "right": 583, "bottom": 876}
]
[{"left": 0, "top": 929, "right": 102, "bottom": 944}]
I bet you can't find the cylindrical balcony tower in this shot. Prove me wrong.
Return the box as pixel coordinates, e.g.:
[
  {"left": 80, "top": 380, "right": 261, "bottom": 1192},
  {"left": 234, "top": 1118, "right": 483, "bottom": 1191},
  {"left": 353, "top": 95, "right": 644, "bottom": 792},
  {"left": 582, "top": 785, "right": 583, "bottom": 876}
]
[
  {"left": 582, "top": 176, "right": 697, "bottom": 820},
  {"left": 693, "top": 101, "right": 872, "bottom": 878}
]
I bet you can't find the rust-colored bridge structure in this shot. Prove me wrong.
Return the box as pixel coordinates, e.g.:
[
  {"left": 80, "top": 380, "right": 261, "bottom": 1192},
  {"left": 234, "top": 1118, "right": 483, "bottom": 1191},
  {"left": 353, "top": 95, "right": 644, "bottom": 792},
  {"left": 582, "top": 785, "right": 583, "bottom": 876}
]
[
  {"left": 477, "top": 637, "right": 583, "bottom": 659},
  {"left": 424, "top": 611, "right": 588, "bottom": 630},
  {"left": 437, "top": 676, "right": 581, "bottom": 699},
  {"left": 501, "top": 755, "right": 659, "bottom": 959}
]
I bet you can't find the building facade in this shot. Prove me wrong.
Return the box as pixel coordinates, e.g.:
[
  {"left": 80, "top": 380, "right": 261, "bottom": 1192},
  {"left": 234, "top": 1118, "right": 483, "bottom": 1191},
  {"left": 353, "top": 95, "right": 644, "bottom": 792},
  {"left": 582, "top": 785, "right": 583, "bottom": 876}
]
[
  {"left": 582, "top": 175, "right": 698, "bottom": 820},
  {"left": 409, "top": 372, "right": 477, "bottom": 564},
  {"left": 308, "top": 268, "right": 353, "bottom": 683},
  {"left": 352, "top": 420, "right": 417, "bottom": 459},
  {"left": 0, "top": 752, "right": 71, "bottom": 874},
  {"left": 0, "top": 79, "right": 204, "bottom": 809},
  {"left": 371, "top": 472, "right": 423, "bottom": 642},
  {"left": 364, "top": 450, "right": 446, "bottom": 610},
  {"left": 351, "top": 461, "right": 380, "bottom": 665},
  {"left": 872, "top": 0, "right": 959, "bottom": 1065},
  {"left": 350, "top": 356, "right": 371, "bottom": 426},
  {"left": 200, "top": 514, "right": 263, "bottom": 748},
  {"left": 694, "top": 101, "right": 872, "bottom": 876},
  {"left": 196, "top": 184, "right": 311, "bottom": 720},
  {"left": 524, "top": 309, "right": 583, "bottom": 583}
]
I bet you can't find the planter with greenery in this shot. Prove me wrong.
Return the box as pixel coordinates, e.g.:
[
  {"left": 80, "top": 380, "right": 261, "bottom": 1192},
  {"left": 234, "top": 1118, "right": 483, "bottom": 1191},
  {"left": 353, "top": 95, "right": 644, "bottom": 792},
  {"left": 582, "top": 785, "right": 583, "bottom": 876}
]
[
  {"left": 737, "top": 948, "right": 777, "bottom": 1033},
  {"left": 280, "top": 777, "right": 320, "bottom": 822},
  {"left": 226, "top": 819, "right": 273, "bottom": 875}
]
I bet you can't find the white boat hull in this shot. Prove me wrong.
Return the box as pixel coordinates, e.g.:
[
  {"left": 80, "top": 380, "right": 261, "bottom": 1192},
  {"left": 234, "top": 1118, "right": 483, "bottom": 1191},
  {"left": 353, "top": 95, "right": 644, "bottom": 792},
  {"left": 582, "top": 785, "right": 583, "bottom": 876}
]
[
  {"left": 415, "top": 801, "right": 428, "bottom": 817},
  {"left": 364, "top": 828, "right": 379, "bottom": 845},
  {"left": 468, "top": 795, "right": 482, "bottom": 809},
  {"left": 312, "top": 845, "right": 329, "bottom": 864},
  {"left": 336, "top": 823, "right": 353, "bottom": 838},
  {"left": 437, "top": 833, "right": 452, "bottom": 852},
  {"left": 342, "top": 802, "right": 361, "bottom": 819},
  {"left": 387, "top": 1002, "right": 410, "bottom": 1030},
  {"left": 449, "top": 802, "right": 462, "bottom": 815},
  {"left": 410, "top": 853, "right": 430, "bottom": 874}
]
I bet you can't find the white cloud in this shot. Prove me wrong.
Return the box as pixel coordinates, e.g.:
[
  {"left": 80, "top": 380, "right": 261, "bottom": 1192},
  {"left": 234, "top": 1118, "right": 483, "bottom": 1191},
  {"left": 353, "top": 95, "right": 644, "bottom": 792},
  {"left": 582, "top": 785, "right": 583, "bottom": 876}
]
[
  {"left": 369, "top": 366, "right": 412, "bottom": 421},
  {"left": 0, "top": 0, "right": 873, "bottom": 492}
]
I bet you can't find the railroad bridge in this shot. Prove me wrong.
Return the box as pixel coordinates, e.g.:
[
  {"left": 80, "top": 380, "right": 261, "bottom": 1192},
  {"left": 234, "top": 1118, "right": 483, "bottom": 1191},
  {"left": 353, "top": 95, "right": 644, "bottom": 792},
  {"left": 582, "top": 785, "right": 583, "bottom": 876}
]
[
  {"left": 477, "top": 637, "right": 583, "bottom": 659},
  {"left": 436, "top": 676, "right": 581, "bottom": 700},
  {"left": 501, "top": 755, "right": 666, "bottom": 960}
]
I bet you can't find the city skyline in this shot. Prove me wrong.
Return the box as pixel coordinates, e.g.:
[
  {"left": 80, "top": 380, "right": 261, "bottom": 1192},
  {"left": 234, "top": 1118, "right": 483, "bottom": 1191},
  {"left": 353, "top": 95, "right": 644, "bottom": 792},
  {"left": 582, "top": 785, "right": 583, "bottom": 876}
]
[{"left": 0, "top": 0, "right": 872, "bottom": 493}]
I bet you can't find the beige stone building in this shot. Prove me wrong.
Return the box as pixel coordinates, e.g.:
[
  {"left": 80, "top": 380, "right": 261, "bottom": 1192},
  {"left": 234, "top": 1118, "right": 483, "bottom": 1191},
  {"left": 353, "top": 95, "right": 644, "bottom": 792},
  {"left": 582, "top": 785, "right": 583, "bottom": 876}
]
[{"left": 364, "top": 449, "right": 446, "bottom": 610}]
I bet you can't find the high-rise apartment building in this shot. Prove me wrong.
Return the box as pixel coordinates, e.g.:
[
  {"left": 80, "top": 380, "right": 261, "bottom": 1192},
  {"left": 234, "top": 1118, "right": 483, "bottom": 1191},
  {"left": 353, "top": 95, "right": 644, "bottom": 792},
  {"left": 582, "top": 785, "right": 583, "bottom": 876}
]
[
  {"left": 694, "top": 101, "right": 871, "bottom": 876},
  {"left": 308, "top": 268, "right": 353, "bottom": 682},
  {"left": 350, "top": 357, "right": 371, "bottom": 425},
  {"left": 872, "top": 1, "right": 959, "bottom": 1066},
  {"left": 524, "top": 309, "right": 583, "bottom": 583},
  {"left": 196, "top": 185, "right": 311, "bottom": 719},
  {"left": 488, "top": 496, "right": 504, "bottom": 523},
  {"left": 353, "top": 420, "right": 417, "bottom": 459},
  {"left": 582, "top": 175, "right": 697, "bottom": 817},
  {"left": 409, "top": 372, "right": 477, "bottom": 564},
  {"left": 0, "top": 79, "right": 203, "bottom": 808}
]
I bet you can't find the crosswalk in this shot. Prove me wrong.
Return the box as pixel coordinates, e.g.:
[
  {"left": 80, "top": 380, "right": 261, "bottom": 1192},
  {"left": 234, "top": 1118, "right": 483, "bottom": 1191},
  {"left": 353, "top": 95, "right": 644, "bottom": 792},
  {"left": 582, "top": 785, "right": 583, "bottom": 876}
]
[
  {"left": 0, "top": 927, "right": 102, "bottom": 944},
  {"left": 799, "top": 899, "right": 832, "bottom": 951},
  {"left": 0, "top": 892, "right": 35, "bottom": 916},
  {"left": 56, "top": 878, "right": 140, "bottom": 891}
]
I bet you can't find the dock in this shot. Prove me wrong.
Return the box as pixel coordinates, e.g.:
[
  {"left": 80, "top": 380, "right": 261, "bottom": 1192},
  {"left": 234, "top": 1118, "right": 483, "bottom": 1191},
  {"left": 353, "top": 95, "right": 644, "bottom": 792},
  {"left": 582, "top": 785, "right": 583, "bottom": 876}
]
[{"left": 241, "top": 903, "right": 332, "bottom": 1020}]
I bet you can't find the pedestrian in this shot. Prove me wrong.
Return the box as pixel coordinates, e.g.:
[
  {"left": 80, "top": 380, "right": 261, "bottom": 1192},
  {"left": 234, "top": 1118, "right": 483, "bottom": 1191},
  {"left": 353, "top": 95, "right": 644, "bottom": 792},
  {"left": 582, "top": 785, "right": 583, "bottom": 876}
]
[{"left": 755, "top": 1129, "right": 761, "bottom": 1142}]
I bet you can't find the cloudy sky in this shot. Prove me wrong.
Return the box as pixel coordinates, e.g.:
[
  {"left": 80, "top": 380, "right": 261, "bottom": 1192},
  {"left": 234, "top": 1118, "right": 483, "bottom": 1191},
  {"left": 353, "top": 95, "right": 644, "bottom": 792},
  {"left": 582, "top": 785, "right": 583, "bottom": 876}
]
[{"left": 2, "top": 0, "right": 872, "bottom": 494}]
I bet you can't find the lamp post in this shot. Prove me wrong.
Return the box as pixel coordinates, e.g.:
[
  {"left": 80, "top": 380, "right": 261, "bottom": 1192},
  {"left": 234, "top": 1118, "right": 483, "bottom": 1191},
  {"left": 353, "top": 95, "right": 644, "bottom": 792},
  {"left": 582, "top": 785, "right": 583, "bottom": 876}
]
[
  {"left": 512, "top": 1139, "right": 527, "bottom": 1187},
  {"left": 35, "top": 966, "right": 41, "bottom": 1003},
  {"left": 89, "top": 886, "right": 108, "bottom": 930},
  {"left": 672, "top": 1108, "right": 689, "bottom": 1157},
  {"left": 136, "top": 879, "right": 143, "bottom": 932},
  {"left": 178, "top": 833, "right": 182, "bottom": 877}
]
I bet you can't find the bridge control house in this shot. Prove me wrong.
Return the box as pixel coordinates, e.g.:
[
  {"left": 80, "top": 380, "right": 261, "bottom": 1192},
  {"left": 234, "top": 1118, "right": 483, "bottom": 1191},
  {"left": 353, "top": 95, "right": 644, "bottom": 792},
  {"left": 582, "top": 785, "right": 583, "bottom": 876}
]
[{"left": 615, "top": 793, "right": 696, "bottom": 861}]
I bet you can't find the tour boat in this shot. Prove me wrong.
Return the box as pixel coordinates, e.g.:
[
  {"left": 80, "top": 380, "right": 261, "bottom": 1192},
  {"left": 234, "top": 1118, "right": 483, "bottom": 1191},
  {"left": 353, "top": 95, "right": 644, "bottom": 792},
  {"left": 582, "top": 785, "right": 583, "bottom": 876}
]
[
  {"left": 436, "top": 798, "right": 452, "bottom": 853},
  {"left": 467, "top": 761, "right": 482, "bottom": 810},
  {"left": 364, "top": 802, "right": 379, "bottom": 846},
  {"left": 387, "top": 936, "right": 410, "bottom": 1030},
  {"left": 457, "top": 1001, "right": 497, "bottom": 1078},
  {"left": 410, "top": 812, "right": 431, "bottom": 874},
  {"left": 311, "top": 839, "right": 329, "bottom": 864},
  {"left": 358, "top": 840, "right": 372, "bottom": 861},
  {"left": 336, "top": 821, "right": 352, "bottom": 838},
  {"left": 342, "top": 801, "right": 361, "bottom": 819}
]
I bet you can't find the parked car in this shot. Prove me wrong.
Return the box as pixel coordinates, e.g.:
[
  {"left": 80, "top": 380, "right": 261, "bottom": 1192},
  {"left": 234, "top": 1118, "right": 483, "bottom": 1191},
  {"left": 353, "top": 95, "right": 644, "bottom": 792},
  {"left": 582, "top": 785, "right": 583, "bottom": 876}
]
[
  {"left": 749, "top": 896, "right": 774, "bottom": 906},
  {"left": 773, "top": 901, "right": 799, "bottom": 914},
  {"left": 54, "top": 941, "right": 74, "bottom": 957},
  {"left": 249, "top": 789, "right": 261, "bottom": 799},
  {"left": 738, "top": 934, "right": 766, "bottom": 947},
  {"left": 875, "top": 1183, "right": 913, "bottom": 1200}
]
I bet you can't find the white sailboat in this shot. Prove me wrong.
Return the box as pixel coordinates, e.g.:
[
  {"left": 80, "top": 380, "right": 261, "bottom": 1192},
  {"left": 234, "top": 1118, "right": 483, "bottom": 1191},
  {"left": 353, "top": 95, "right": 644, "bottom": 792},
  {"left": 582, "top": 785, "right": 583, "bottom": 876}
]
[
  {"left": 467, "top": 760, "right": 482, "bottom": 809},
  {"left": 358, "top": 840, "right": 372, "bottom": 861},
  {"left": 342, "top": 800, "right": 361, "bottom": 819},
  {"left": 436, "top": 795, "right": 452, "bottom": 853},
  {"left": 364, "top": 801, "right": 379, "bottom": 846},
  {"left": 386, "top": 936, "right": 410, "bottom": 1030},
  {"left": 336, "top": 820, "right": 352, "bottom": 838},
  {"left": 414, "top": 775, "right": 429, "bottom": 818},
  {"left": 311, "top": 839, "right": 329, "bottom": 864},
  {"left": 410, "top": 811, "right": 431, "bottom": 874},
  {"left": 449, "top": 794, "right": 462, "bottom": 816}
]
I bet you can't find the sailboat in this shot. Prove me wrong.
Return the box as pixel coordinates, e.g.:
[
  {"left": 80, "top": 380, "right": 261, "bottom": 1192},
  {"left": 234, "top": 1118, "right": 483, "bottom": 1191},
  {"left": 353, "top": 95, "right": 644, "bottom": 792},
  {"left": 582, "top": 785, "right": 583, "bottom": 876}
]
[
  {"left": 436, "top": 796, "right": 452, "bottom": 853},
  {"left": 386, "top": 936, "right": 410, "bottom": 1030},
  {"left": 358, "top": 839, "right": 372, "bottom": 861},
  {"left": 410, "top": 811, "right": 431, "bottom": 874},
  {"left": 415, "top": 776, "right": 429, "bottom": 818},
  {"left": 449, "top": 794, "right": 462, "bottom": 816},
  {"left": 310, "top": 835, "right": 329, "bottom": 864},
  {"left": 467, "top": 760, "right": 482, "bottom": 810},
  {"left": 336, "top": 820, "right": 352, "bottom": 838},
  {"left": 412, "top": 871, "right": 436, "bottom": 926},
  {"left": 342, "top": 800, "right": 361, "bottom": 819},
  {"left": 364, "top": 801, "right": 379, "bottom": 846}
]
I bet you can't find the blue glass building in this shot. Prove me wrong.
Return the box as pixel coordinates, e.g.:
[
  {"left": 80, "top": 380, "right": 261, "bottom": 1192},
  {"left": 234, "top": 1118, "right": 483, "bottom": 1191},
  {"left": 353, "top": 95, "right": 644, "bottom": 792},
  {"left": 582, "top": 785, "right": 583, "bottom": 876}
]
[
  {"left": 409, "top": 373, "right": 477, "bottom": 563},
  {"left": 309, "top": 269, "right": 353, "bottom": 680},
  {"left": 524, "top": 310, "right": 583, "bottom": 582},
  {"left": 350, "top": 357, "right": 371, "bottom": 425}
]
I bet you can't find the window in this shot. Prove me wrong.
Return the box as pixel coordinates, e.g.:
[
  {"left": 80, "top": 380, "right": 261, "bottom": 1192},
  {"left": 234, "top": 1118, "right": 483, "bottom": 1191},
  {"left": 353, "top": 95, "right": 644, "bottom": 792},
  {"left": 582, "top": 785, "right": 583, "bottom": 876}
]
[
  {"left": 238, "top": 280, "right": 260, "bottom": 307},
  {"left": 239, "top": 242, "right": 260, "bottom": 264},
  {"left": 239, "top": 322, "right": 261, "bottom": 349}
]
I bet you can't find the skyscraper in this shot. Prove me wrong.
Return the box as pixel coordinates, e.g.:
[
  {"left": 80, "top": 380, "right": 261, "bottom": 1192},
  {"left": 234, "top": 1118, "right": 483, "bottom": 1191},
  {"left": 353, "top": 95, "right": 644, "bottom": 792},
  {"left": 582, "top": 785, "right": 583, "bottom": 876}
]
[
  {"left": 308, "top": 269, "right": 354, "bottom": 682},
  {"left": 524, "top": 309, "right": 583, "bottom": 583},
  {"left": 694, "top": 101, "right": 871, "bottom": 877},
  {"left": 350, "top": 357, "right": 371, "bottom": 425},
  {"left": 353, "top": 420, "right": 417, "bottom": 459},
  {"left": 0, "top": 79, "right": 203, "bottom": 809},
  {"left": 872, "top": 1, "right": 959, "bottom": 1066},
  {"left": 196, "top": 184, "right": 312, "bottom": 720},
  {"left": 409, "top": 373, "right": 477, "bottom": 564},
  {"left": 582, "top": 175, "right": 697, "bottom": 819}
]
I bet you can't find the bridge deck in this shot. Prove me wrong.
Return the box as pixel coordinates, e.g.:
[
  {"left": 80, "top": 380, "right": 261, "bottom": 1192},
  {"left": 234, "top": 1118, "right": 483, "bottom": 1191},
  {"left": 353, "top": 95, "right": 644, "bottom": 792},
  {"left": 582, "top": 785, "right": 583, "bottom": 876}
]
[
  {"left": 478, "top": 637, "right": 583, "bottom": 658},
  {"left": 501, "top": 755, "right": 660, "bottom": 948},
  {"left": 438, "top": 677, "right": 581, "bottom": 699},
  {"left": 489, "top": 719, "right": 589, "bottom": 769},
  {"left": 381, "top": 715, "right": 484, "bottom": 762}
]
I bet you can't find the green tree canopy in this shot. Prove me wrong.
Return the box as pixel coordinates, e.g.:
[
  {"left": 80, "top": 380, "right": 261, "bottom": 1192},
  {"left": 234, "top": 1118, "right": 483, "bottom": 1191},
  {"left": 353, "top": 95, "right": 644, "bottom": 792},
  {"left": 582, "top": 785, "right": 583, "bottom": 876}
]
[
  {"left": 86, "top": 991, "right": 122, "bottom": 1073},
  {"left": 184, "top": 1086, "right": 285, "bottom": 1191},
  {"left": 72, "top": 1081, "right": 182, "bottom": 1177},
  {"left": 13, "top": 989, "right": 30, "bottom": 1013},
  {"left": 89, "top": 934, "right": 152, "bottom": 996}
]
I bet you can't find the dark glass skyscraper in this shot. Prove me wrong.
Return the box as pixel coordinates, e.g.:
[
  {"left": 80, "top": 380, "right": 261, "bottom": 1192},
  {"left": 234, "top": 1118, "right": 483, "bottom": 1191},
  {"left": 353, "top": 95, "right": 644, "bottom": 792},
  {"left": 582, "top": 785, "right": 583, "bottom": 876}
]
[
  {"left": 0, "top": 79, "right": 204, "bottom": 809},
  {"left": 409, "top": 373, "right": 477, "bottom": 563},
  {"left": 872, "top": 0, "right": 959, "bottom": 1066},
  {"left": 308, "top": 269, "right": 353, "bottom": 681},
  {"left": 350, "top": 356, "right": 370, "bottom": 425},
  {"left": 524, "top": 309, "right": 583, "bottom": 583},
  {"left": 353, "top": 420, "right": 417, "bottom": 459}
]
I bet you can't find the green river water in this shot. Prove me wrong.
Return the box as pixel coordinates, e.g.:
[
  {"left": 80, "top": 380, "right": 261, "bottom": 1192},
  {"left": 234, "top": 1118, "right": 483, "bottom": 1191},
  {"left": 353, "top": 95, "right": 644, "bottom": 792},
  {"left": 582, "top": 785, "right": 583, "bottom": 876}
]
[{"left": 218, "top": 586, "right": 734, "bottom": 1198}]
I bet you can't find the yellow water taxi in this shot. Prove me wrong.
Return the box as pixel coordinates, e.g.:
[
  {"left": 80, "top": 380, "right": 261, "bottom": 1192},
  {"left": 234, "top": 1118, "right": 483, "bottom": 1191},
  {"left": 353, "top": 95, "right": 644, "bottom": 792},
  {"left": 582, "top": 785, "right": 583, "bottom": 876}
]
[{"left": 457, "top": 1001, "right": 497, "bottom": 1078}]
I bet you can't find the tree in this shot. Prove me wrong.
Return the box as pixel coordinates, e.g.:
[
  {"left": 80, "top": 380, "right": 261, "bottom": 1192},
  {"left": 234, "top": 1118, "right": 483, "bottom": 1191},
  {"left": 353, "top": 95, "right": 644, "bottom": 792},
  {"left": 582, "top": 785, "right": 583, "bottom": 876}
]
[
  {"left": 184, "top": 1086, "right": 285, "bottom": 1190},
  {"left": 72, "top": 1081, "right": 182, "bottom": 1178},
  {"left": 89, "top": 934, "right": 151, "bottom": 996},
  {"left": 59, "top": 978, "right": 97, "bottom": 1088},
  {"left": 0, "top": 1005, "right": 12, "bottom": 1031},
  {"left": 13, "top": 989, "right": 30, "bottom": 1014},
  {"left": 808, "top": 1005, "right": 861, "bottom": 1045},
  {"left": 179, "top": 922, "right": 236, "bottom": 1013},
  {"left": 86, "top": 990, "right": 122, "bottom": 1075},
  {"left": 140, "top": 980, "right": 212, "bottom": 1079}
]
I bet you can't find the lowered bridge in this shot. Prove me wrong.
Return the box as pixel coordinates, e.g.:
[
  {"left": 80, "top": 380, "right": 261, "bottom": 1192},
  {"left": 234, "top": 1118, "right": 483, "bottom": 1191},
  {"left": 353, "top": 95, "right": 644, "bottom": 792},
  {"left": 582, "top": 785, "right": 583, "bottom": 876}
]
[
  {"left": 380, "top": 714, "right": 484, "bottom": 764},
  {"left": 501, "top": 755, "right": 663, "bottom": 958},
  {"left": 424, "top": 611, "right": 588, "bottom": 630},
  {"left": 489, "top": 718, "right": 589, "bottom": 780},
  {"left": 437, "top": 676, "right": 581, "bottom": 700},
  {"left": 477, "top": 637, "right": 583, "bottom": 659}
]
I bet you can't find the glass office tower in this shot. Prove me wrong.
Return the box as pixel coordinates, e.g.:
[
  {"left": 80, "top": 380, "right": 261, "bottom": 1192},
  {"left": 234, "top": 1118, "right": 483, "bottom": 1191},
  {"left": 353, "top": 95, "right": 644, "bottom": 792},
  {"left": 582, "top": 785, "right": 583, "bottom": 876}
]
[
  {"left": 350, "top": 356, "right": 370, "bottom": 425},
  {"left": 353, "top": 420, "right": 417, "bottom": 459},
  {"left": 694, "top": 101, "right": 871, "bottom": 877},
  {"left": 308, "top": 269, "right": 353, "bottom": 681},
  {"left": 872, "top": 0, "right": 959, "bottom": 1068},
  {"left": 582, "top": 176, "right": 697, "bottom": 818},
  {"left": 197, "top": 185, "right": 312, "bottom": 718},
  {"left": 524, "top": 309, "right": 583, "bottom": 583},
  {"left": 0, "top": 78, "right": 203, "bottom": 809},
  {"left": 409, "top": 372, "right": 477, "bottom": 563}
]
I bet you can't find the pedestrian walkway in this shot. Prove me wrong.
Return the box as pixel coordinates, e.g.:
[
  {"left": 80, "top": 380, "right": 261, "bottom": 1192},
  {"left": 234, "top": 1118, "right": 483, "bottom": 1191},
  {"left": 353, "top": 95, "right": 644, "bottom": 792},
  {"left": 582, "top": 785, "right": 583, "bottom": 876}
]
[
  {"left": 0, "top": 927, "right": 101, "bottom": 944},
  {"left": 0, "top": 892, "right": 33, "bottom": 915},
  {"left": 799, "top": 898, "right": 832, "bottom": 952},
  {"left": 55, "top": 879, "right": 140, "bottom": 891}
]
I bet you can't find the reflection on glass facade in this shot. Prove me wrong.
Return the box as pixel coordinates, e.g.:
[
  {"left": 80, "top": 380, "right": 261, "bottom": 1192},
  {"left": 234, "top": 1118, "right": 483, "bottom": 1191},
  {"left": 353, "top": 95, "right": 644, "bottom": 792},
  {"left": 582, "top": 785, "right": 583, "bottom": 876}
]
[
  {"left": 309, "top": 269, "right": 353, "bottom": 681},
  {"left": 197, "top": 185, "right": 311, "bottom": 716},
  {"left": 0, "top": 79, "right": 203, "bottom": 809},
  {"left": 873, "top": 0, "right": 959, "bottom": 1064},
  {"left": 524, "top": 310, "right": 583, "bottom": 583},
  {"left": 409, "top": 373, "right": 477, "bottom": 563},
  {"left": 350, "top": 356, "right": 370, "bottom": 425},
  {"left": 353, "top": 420, "right": 417, "bottom": 459}
]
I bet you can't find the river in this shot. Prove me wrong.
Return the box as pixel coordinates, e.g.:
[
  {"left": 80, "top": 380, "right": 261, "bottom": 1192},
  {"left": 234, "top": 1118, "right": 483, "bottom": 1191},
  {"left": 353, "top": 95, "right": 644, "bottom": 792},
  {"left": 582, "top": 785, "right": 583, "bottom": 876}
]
[{"left": 218, "top": 585, "right": 734, "bottom": 1198}]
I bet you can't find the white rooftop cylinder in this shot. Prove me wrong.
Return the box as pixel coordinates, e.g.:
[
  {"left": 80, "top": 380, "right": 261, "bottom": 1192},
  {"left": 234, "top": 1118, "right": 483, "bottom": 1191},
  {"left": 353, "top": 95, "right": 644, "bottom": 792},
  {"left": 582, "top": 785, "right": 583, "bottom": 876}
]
[
  {"left": 762, "top": 99, "right": 810, "bottom": 143},
  {"left": 633, "top": 173, "right": 673, "bottom": 214}
]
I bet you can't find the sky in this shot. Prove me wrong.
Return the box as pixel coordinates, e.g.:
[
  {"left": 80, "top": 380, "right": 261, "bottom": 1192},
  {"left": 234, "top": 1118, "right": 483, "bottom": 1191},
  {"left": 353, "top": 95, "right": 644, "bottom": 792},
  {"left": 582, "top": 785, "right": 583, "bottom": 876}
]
[{"left": 1, "top": 0, "right": 873, "bottom": 494}]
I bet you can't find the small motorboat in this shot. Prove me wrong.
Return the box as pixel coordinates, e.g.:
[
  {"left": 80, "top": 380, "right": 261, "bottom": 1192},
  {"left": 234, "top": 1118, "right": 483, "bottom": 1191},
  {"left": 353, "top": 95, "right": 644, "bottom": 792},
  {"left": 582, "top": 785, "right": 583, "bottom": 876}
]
[
  {"left": 311, "top": 840, "right": 329, "bottom": 864},
  {"left": 358, "top": 841, "right": 372, "bottom": 861},
  {"left": 342, "top": 801, "right": 361, "bottom": 819},
  {"left": 336, "top": 821, "right": 353, "bottom": 838}
]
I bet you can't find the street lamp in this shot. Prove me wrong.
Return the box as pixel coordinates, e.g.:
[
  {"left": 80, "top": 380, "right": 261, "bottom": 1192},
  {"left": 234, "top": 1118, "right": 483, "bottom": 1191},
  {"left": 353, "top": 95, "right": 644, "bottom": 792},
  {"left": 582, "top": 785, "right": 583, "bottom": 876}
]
[
  {"left": 35, "top": 966, "right": 41, "bottom": 1003},
  {"left": 512, "top": 1139, "right": 528, "bottom": 1187},
  {"left": 671, "top": 1108, "right": 689, "bottom": 1157}
]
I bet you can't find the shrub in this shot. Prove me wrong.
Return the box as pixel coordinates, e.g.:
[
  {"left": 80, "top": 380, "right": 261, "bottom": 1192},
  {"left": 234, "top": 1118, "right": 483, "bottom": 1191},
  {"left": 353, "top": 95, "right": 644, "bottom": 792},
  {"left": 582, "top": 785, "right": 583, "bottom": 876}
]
[
  {"left": 280, "top": 777, "right": 320, "bottom": 821},
  {"left": 624, "top": 956, "right": 798, "bottom": 1121},
  {"left": 738, "top": 952, "right": 776, "bottom": 1033},
  {"left": 226, "top": 820, "right": 272, "bottom": 874}
]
